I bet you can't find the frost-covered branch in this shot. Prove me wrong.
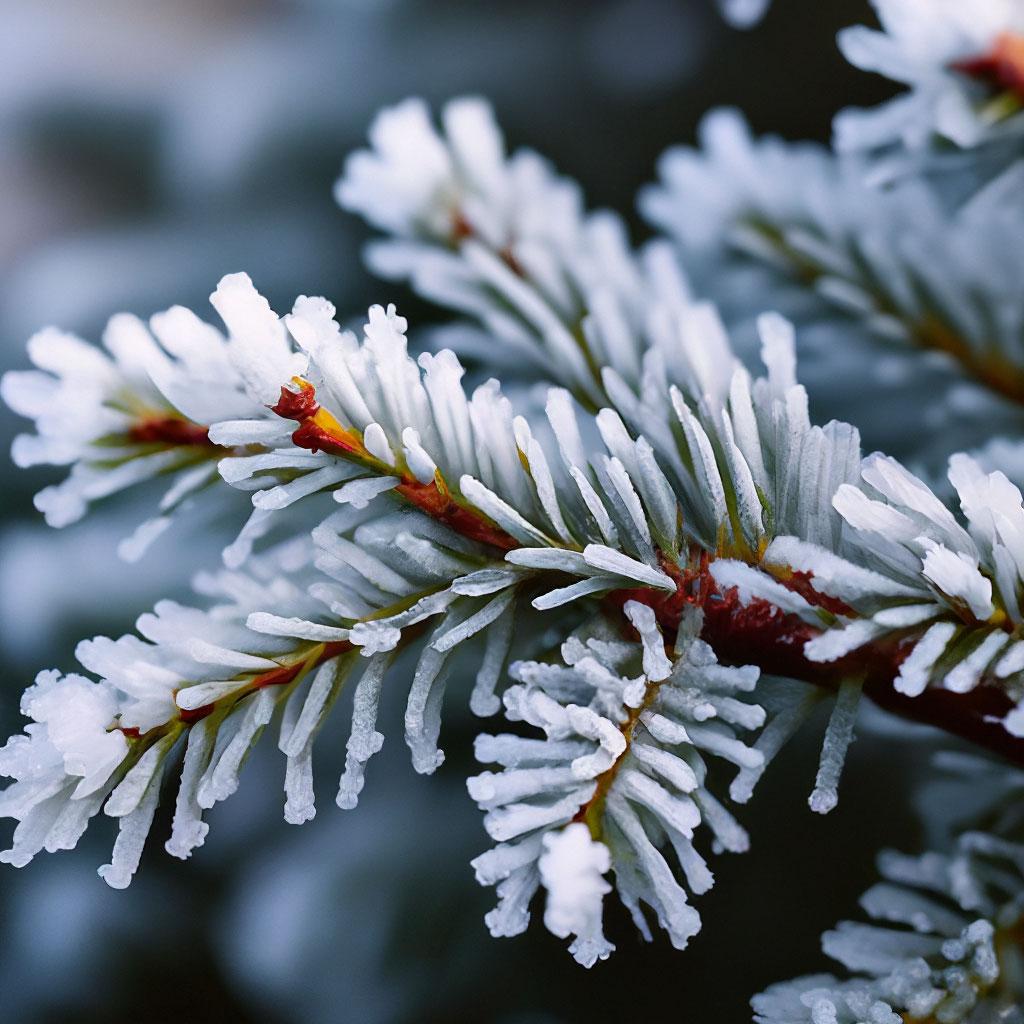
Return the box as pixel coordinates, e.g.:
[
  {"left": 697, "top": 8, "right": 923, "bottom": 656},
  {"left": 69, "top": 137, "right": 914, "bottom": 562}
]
[
  {"left": 641, "top": 109, "right": 1024, "bottom": 410},
  {"left": 753, "top": 759, "right": 1024, "bottom": 1023},
  {"left": 834, "top": 0, "right": 1024, "bottom": 153},
  {"left": 7, "top": 266, "right": 1024, "bottom": 861},
  {"left": 4, "top": 6, "right": 1024, "bottom": 990},
  {"left": 336, "top": 96, "right": 695, "bottom": 412},
  {"left": 330, "top": 101, "right": 1023, "bottom": 770},
  {"left": 469, "top": 601, "right": 786, "bottom": 965},
  {"left": 0, "top": 274, "right": 308, "bottom": 559},
  {"left": 254, "top": 274, "right": 1024, "bottom": 764},
  {"left": 0, "top": 507, "right": 526, "bottom": 884}
]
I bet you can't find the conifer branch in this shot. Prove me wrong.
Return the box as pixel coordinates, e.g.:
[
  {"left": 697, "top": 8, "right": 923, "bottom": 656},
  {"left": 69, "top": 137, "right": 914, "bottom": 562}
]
[
  {"left": 4, "top": 2, "right": 1024, "bottom": 987},
  {"left": 641, "top": 109, "right": 1024, "bottom": 415},
  {"left": 754, "top": 757, "right": 1024, "bottom": 1022}
]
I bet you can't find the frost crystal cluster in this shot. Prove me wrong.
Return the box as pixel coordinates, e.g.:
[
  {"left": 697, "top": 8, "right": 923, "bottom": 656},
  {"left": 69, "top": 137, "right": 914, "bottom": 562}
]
[
  {"left": 469, "top": 602, "right": 772, "bottom": 966},
  {"left": 754, "top": 757, "right": 1024, "bottom": 1022},
  {"left": 3, "top": 0, "right": 1024, "bottom": 1010}
]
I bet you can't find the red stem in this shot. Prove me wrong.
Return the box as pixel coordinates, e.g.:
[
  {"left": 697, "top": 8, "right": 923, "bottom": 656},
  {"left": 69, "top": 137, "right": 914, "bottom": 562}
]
[{"left": 129, "top": 416, "right": 212, "bottom": 447}]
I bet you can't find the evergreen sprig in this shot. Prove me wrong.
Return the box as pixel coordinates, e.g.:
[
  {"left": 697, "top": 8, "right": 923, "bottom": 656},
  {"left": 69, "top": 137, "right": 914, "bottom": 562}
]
[{"left": 2, "top": 0, "right": 1023, "bottom": 1005}]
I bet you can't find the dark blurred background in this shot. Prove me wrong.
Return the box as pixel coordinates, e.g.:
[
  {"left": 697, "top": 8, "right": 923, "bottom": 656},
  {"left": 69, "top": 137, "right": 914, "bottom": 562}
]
[{"left": 0, "top": 2, "right": 939, "bottom": 1021}]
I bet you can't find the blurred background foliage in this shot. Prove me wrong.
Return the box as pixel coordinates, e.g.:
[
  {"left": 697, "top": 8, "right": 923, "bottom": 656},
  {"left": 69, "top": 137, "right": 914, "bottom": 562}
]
[{"left": 0, "top": 2, "right": 939, "bottom": 1021}]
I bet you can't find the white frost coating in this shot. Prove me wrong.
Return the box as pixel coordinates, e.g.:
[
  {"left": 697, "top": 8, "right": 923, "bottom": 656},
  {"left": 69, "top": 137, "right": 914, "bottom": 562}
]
[
  {"left": 770, "top": 449, "right": 1024, "bottom": 718},
  {"left": 565, "top": 705, "right": 627, "bottom": 778},
  {"left": 995, "top": 641, "right": 1024, "bottom": 678},
  {"left": 570, "top": 467, "right": 620, "bottom": 547},
  {"left": 431, "top": 589, "right": 516, "bottom": 653},
  {"left": 871, "top": 604, "right": 940, "bottom": 628},
  {"left": 672, "top": 396, "right": 728, "bottom": 529},
  {"left": 196, "top": 689, "right": 276, "bottom": 809},
  {"left": 632, "top": 436, "right": 680, "bottom": 552},
  {"left": 624, "top": 601, "right": 673, "bottom": 682},
  {"left": 104, "top": 733, "right": 176, "bottom": 818},
  {"left": 219, "top": 449, "right": 324, "bottom": 485},
  {"left": 451, "top": 568, "right": 521, "bottom": 597},
  {"left": 332, "top": 476, "right": 399, "bottom": 508},
  {"left": 582, "top": 544, "right": 675, "bottom": 590},
  {"left": 485, "top": 865, "right": 540, "bottom": 938},
  {"left": 1004, "top": 706, "right": 1024, "bottom": 737},
  {"left": 469, "top": 606, "right": 767, "bottom": 962},
  {"left": 505, "top": 547, "right": 591, "bottom": 573},
  {"left": 517, "top": 419, "right": 574, "bottom": 544},
  {"left": 247, "top": 614, "right": 350, "bottom": 642},
  {"left": 278, "top": 659, "right": 343, "bottom": 758},
  {"left": 210, "top": 272, "right": 308, "bottom": 405},
  {"left": 709, "top": 560, "right": 816, "bottom": 620},
  {"left": 38, "top": 788, "right": 108, "bottom": 858},
  {"left": 3, "top": 499, "right": 547, "bottom": 880},
  {"left": 805, "top": 620, "right": 885, "bottom": 663},
  {"left": 601, "top": 452, "right": 656, "bottom": 559},
  {"left": 175, "top": 680, "right": 250, "bottom": 711},
  {"left": 98, "top": 755, "right": 169, "bottom": 890},
  {"left": 470, "top": 597, "right": 516, "bottom": 717},
  {"left": 692, "top": 787, "right": 749, "bottom": 854},
  {"left": 758, "top": 312, "right": 797, "bottom": 394},
  {"left": 362, "top": 422, "right": 396, "bottom": 466},
  {"left": 7, "top": 79, "right": 1024, "bottom": 941},
  {"left": 942, "top": 630, "right": 1007, "bottom": 696},
  {"left": 764, "top": 536, "right": 918, "bottom": 602},
  {"left": 0, "top": 277, "right": 286, "bottom": 544},
  {"left": 117, "top": 516, "right": 173, "bottom": 563},
  {"left": 222, "top": 508, "right": 275, "bottom": 570},
  {"left": 604, "top": 790, "right": 702, "bottom": 948},
  {"left": 861, "top": 456, "right": 971, "bottom": 549},
  {"left": 893, "top": 621, "right": 957, "bottom": 697},
  {"left": 401, "top": 427, "right": 438, "bottom": 485},
  {"left": 321, "top": 532, "right": 414, "bottom": 595},
  {"left": 942, "top": 631, "right": 1007, "bottom": 694},
  {"left": 731, "top": 680, "right": 822, "bottom": 804},
  {"left": 754, "top": 822, "right": 1024, "bottom": 1022},
  {"left": 532, "top": 577, "right": 619, "bottom": 610},
  {"left": 337, "top": 95, "right": 608, "bottom": 404},
  {"left": 471, "top": 834, "right": 545, "bottom": 886},
  {"left": 281, "top": 743, "right": 316, "bottom": 824},
  {"left": 539, "top": 824, "right": 615, "bottom": 967},
  {"left": 208, "top": 419, "right": 294, "bottom": 447},
  {"left": 253, "top": 464, "right": 354, "bottom": 511},
  {"left": 16, "top": 671, "right": 128, "bottom": 798},
  {"left": 229, "top": 153, "right": 850, "bottom": 595},
  {"left": 618, "top": 769, "right": 703, "bottom": 836},
  {"left": 919, "top": 541, "right": 994, "bottom": 622},
  {"left": 337, "top": 654, "right": 391, "bottom": 809},
  {"left": 632, "top": 742, "right": 698, "bottom": 793},
  {"left": 404, "top": 641, "right": 453, "bottom": 774},
  {"left": 833, "top": 485, "right": 917, "bottom": 538},
  {"left": 335, "top": 96, "right": 460, "bottom": 237},
  {"left": 834, "top": 0, "right": 1024, "bottom": 151},
  {"left": 348, "top": 621, "right": 402, "bottom": 655},
  {"left": 459, "top": 475, "right": 551, "bottom": 545},
  {"left": 186, "top": 640, "right": 279, "bottom": 670},
  {"left": 809, "top": 679, "right": 862, "bottom": 815},
  {"left": 165, "top": 717, "right": 216, "bottom": 860}
]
